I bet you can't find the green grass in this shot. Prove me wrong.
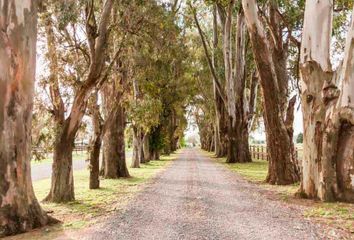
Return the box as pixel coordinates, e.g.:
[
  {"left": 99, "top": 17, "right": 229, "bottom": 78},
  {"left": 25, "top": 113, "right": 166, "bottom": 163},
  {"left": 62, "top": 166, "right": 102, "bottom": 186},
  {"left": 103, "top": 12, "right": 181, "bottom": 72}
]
[
  {"left": 203, "top": 151, "right": 268, "bottom": 182},
  {"left": 31, "top": 152, "right": 88, "bottom": 165},
  {"left": 6, "top": 152, "right": 179, "bottom": 240},
  {"left": 202, "top": 150, "right": 354, "bottom": 234},
  {"left": 304, "top": 203, "right": 354, "bottom": 233}
]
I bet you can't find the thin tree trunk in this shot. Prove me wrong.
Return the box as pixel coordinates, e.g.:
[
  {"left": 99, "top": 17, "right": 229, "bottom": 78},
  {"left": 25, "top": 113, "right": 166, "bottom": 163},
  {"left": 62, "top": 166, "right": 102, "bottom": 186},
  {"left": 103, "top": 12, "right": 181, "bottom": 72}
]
[
  {"left": 139, "top": 133, "right": 146, "bottom": 163},
  {"left": 88, "top": 93, "right": 102, "bottom": 189},
  {"left": 0, "top": 1, "right": 55, "bottom": 236},
  {"left": 192, "top": 5, "right": 227, "bottom": 158}
]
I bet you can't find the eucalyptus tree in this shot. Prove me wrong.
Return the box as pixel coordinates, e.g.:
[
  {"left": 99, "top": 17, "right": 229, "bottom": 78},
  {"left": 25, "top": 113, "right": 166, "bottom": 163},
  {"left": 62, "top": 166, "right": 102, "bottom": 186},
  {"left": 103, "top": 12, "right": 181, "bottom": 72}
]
[
  {"left": 241, "top": 0, "right": 301, "bottom": 184},
  {"left": 123, "top": 1, "right": 191, "bottom": 164},
  {"left": 191, "top": 1, "right": 258, "bottom": 163},
  {"left": 299, "top": 1, "right": 354, "bottom": 202},
  {"left": 0, "top": 0, "right": 55, "bottom": 236},
  {"left": 40, "top": 0, "right": 118, "bottom": 202}
]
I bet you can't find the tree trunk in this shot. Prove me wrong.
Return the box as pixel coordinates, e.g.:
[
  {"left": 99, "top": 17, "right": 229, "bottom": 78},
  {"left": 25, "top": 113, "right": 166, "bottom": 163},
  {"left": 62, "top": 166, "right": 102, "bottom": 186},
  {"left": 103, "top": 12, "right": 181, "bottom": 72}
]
[
  {"left": 103, "top": 105, "right": 130, "bottom": 178},
  {"left": 88, "top": 93, "right": 102, "bottom": 189},
  {"left": 89, "top": 137, "right": 101, "bottom": 189},
  {"left": 193, "top": 5, "right": 227, "bottom": 157},
  {"left": 215, "top": 100, "right": 228, "bottom": 157},
  {"left": 221, "top": 1, "right": 239, "bottom": 164},
  {"left": 242, "top": 0, "right": 299, "bottom": 184},
  {"left": 143, "top": 133, "right": 151, "bottom": 162},
  {"left": 131, "top": 127, "right": 141, "bottom": 168},
  {"left": 45, "top": 130, "right": 75, "bottom": 202},
  {"left": 299, "top": 2, "right": 354, "bottom": 202},
  {"left": 139, "top": 132, "right": 146, "bottom": 164},
  {"left": 45, "top": 0, "right": 114, "bottom": 202},
  {"left": 0, "top": 1, "right": 55, "bottom": 236}
]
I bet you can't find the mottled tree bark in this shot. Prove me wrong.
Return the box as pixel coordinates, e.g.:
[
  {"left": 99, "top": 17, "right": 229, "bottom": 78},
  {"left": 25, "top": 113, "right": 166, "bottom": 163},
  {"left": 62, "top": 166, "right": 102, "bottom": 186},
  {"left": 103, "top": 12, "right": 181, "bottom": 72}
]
[
  {"left": 88, "top": 93, "right": 102, "bottom": 189},
  {"left": 300, "top": 2, "right": 354, "bottom": 202},
  {"left": 103, "top": 104, "right": 130, "bottom": 178},
  {"left": 45, "top": 0, "right": 114, "bottom": 202},
  {"left": 242, "top": 0, "right": 299, "bottom": 184},
  {"left": 0, "top": 1, "right": 54, "bottom": 236}
]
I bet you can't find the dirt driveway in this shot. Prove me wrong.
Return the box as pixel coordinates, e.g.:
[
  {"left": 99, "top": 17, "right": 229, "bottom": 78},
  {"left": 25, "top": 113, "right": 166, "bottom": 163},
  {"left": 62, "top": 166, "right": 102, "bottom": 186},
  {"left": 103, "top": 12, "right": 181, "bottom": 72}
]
[{"left": 70, "top": 148, "right": 339, "bottom": 240}]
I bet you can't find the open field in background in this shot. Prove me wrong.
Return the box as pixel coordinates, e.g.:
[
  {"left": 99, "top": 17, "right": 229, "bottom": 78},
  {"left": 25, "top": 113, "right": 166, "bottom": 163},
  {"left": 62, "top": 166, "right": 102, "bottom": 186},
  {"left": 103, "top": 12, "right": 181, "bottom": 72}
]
[
  {"left": 31, "top": 153, "right": 88, "bottom": 166},
  {"left": 202, "top": 150, "right": 354, "bottom": 234},
  {"left": 8, "top": 152, "right": 179, "bottom": 240},
  {"left": 250, "top": 143, "right": 303, "bottom": 161},
  {"left": 31, "top": 147, "right": 133, "bottom": 166}
]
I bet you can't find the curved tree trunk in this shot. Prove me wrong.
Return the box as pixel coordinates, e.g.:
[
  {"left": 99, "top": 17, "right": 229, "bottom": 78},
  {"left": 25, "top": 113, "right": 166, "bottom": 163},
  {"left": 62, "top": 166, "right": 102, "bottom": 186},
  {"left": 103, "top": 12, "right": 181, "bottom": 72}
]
[
  {"left": 0, "top": 1, "right": 54, "bottom": 236},
  {"left": 45, "top": 0, "right": 114, "bottom": 202},
  {"left": 300, "top": 2, "right": 354, "bottom": 202}
]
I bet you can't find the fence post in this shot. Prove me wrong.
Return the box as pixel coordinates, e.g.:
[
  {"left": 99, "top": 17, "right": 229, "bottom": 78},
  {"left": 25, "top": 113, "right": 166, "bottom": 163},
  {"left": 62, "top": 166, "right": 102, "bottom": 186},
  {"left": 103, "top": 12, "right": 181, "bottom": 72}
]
[{"left": 295, "top": 148, "right": 298, "bottom": 162}]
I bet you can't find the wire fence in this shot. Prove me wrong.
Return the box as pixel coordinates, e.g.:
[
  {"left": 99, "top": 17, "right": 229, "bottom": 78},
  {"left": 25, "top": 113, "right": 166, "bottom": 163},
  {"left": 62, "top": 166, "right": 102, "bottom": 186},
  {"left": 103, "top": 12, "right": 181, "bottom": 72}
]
[{"left": 249, "top": 145, "right": 303, "bottom": 161}]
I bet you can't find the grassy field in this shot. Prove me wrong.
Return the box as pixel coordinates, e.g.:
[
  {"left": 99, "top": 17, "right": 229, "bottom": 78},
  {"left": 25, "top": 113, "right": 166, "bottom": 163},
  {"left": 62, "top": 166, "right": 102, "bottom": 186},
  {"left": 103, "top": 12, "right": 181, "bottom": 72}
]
[
  {"left": 31, "top": 152, "right": 88, "bottom": 165},
  {"left": 9, "top": 152, "right": 179, "bottom": 240},
  {"left": 203, "top": 150, "right": 354, "bottom": 235}
]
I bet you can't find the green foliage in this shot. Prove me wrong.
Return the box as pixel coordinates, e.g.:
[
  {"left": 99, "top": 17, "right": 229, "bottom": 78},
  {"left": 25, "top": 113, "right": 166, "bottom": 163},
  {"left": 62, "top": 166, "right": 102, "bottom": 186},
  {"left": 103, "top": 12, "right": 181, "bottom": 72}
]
[
  {"left": 296, "top": 133, "right": 303, "bottom": 144},
  {"left": 128, "top": 96, "right": 163, "bottom": 132}
]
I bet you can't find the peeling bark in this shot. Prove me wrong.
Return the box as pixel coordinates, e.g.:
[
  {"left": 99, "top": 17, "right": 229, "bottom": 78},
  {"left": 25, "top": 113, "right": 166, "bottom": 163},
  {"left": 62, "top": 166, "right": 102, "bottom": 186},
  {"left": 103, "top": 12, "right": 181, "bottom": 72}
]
[
  {"left": 242, "top": 0, "right": 299, "bottom": 184},
  {"left": 103, "top": 103, "right": 130, "bottom": 178},
  {"left": 45, "top": 0, "right": 114, "bottom": 202},
  {"left": 300, "top": 2, "right": 354, "bottom": 202},
  {"left": 0, "top": 1, "right": 54, "bottom": 236}
]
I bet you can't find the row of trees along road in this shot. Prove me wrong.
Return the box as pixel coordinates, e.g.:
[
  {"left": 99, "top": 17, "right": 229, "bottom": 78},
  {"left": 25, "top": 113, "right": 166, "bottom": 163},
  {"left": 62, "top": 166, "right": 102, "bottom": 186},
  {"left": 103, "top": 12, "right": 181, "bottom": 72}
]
[
  {"left": 0, "top": 0, "right": 193, "bottom": 237},
  {"left": 1, "top": 0, "right": 354, "bottom": 237},
  {"left": 193, "top": 0, "right": 354, "bottom": 201}
]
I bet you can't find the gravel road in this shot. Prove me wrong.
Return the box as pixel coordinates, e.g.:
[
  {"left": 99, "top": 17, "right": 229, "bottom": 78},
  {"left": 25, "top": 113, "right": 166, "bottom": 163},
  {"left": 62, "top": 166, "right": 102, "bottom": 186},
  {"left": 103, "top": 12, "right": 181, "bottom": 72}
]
[{"left": 76, "top": 148, "right": 333, "bottom": 240}]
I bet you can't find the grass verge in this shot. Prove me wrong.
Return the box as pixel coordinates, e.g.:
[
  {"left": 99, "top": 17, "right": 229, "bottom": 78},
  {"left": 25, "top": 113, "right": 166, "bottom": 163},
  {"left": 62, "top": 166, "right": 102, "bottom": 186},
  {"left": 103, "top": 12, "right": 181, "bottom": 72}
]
[
  {"left": 31, "top": 152, "right": 88, "bottom": 165},
  {"left": 8, "top": 152, "right": 178, "bottom": 240},
  {"left": 202, "top": 150, "right": 354, "bottom": 235}
]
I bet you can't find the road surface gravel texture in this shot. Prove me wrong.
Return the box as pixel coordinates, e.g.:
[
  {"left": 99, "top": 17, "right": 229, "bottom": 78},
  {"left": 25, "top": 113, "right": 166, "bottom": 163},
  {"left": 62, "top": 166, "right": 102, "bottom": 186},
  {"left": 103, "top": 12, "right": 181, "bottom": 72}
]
[{"left": 78, "top": 149, "right": 337, "bottom": 240}]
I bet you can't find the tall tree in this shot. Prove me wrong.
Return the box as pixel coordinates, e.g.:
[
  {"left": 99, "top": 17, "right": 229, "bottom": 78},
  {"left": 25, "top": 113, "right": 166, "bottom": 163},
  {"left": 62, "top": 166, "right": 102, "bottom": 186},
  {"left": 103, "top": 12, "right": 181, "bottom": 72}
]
[
  {"left": 192, "top": 2, "right": 257, "bottom": 163},
  {"left": 45, "top": 0, "right": 115, "bottom": 202},
  {"left": 300, "top": 1, "right": 354, "bottom": 202},
  {"left": 241, "top": 0, "right": 300, "bottom": 184},
  {"left": 0, "top": 0, "right": 53, "bottom": 236}
]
